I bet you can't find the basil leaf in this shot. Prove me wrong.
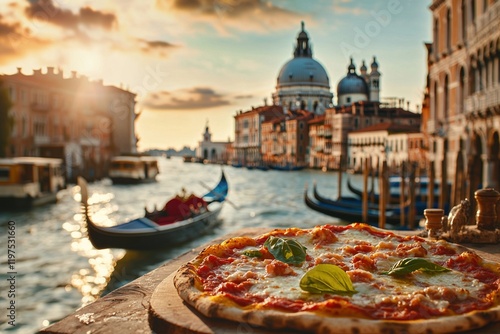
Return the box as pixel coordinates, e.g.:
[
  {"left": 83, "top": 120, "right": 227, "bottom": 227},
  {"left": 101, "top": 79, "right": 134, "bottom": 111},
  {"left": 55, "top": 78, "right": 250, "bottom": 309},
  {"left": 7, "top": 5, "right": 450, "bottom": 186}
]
[
  {"left": 242, "top": 250, "right": 262, "bottom": 258},
  {"left": 384, "top": 258, "right": 450, "bottom": 276},
  {"left": 300, "top": 264, "right": 356, "bottom": 294},
  {"left": 263, "top": 236, "right": 307, "bottom": 265}
]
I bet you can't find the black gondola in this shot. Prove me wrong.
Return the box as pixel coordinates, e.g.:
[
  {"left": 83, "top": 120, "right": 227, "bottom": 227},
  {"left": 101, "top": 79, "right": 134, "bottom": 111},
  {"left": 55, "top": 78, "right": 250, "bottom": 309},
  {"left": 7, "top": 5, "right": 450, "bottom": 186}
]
[
  {"left": 305, "top": 183, "right": 420, "bottom": 228},
  {"left": 78, "top": 171, "right": 228, "bottom": 250}
]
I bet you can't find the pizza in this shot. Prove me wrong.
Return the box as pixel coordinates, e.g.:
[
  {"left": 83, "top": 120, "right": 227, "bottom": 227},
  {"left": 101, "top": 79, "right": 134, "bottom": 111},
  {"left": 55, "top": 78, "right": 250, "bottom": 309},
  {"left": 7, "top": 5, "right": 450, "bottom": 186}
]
[{"left": 173, "top": 223, "right": 500, "bottom": 333}]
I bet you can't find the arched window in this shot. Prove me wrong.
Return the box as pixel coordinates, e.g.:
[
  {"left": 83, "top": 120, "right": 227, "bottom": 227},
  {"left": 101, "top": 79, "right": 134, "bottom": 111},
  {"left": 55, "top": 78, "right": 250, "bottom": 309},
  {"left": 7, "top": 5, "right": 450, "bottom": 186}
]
[
  {"left": 446, "top": 8, "right": 452, "bottom": 52},
  {"left": 461, "top": 0, "right": 467, "bottom": 42},
  {"left": 433, "top": 18, "right": 439, "bottom": 59},
  {"left": 470, "top": 0, "right": 476, "bottom": 24},
  {"left": 459, "top": 67, "right": 466, "bottom": 114},
  {"left": 478, "top": 61, "right": 483, "bottom": 91},
  {"left": 433, "top": 80, "right": 439, "bottom": 123},
  {"left": 498, "top": 42, "right": 500, "bottom": 84},
  {"left": 444, "top": 74, "right": 449, "bottom": 120}
]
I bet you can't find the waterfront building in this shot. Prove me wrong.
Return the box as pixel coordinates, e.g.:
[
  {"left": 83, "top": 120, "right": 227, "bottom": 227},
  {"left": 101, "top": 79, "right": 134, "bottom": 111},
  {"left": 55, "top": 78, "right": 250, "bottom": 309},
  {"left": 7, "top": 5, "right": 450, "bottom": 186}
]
[
  {"left": 261, "top": 109, "right": 313, "bottom": 167},
  {"left": 272, "top": 22, "right": 333, "bottom": 114},
  {"left": 348, "top": 122, "right": 422, "bottom": 173},
  {"left": 1, "top": 67, "right": 138, "bottom": 180},
  {"left": 307, "top": 114, "right": 330, "bottom": 169},
  {"left": 426, "top": 0, "right": 500, "bottom": 206},
  {"left": 195, "top": 122, "right": 232, "bottom": 164},
  {"left": 309, "top": 102, "right": 422, "bottom": 170},
  {"left": 233, "top": 105, "right": 284, "bottom": 165}
]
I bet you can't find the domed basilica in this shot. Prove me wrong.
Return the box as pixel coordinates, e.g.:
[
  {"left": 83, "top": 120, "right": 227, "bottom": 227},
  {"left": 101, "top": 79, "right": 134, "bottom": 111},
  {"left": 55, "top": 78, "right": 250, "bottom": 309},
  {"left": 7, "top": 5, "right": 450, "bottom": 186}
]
[{"left": 272, "top": 22, "right": 381, "bottom": 112}]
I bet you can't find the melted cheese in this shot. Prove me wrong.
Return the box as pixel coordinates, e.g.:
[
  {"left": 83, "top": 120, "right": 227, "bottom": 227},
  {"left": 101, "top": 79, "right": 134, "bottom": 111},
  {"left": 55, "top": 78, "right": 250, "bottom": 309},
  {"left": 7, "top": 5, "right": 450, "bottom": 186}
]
[{"left": 205, "top": 226, "right": 495, "bottom": 318}]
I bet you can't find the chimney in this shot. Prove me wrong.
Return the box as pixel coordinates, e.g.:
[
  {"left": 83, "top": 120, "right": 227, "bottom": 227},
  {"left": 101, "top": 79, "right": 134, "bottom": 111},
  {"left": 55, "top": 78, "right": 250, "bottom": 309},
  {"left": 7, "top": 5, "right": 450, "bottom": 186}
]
[
  {"left": 47, "top": 67, "right": 54, "bottom": 75},
  {"left": 16, "top": 67, "right": 22, "bottom": 74},
  {"left": 71, "top": 71, "right": 77, "bottom": 78}
]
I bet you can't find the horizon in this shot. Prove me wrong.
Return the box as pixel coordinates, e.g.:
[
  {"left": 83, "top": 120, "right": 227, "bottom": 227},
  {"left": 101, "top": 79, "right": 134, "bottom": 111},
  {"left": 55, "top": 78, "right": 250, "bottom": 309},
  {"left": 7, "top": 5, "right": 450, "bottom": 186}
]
[{"left": 0, "top": 0, "right": 431, "bottom": 151}]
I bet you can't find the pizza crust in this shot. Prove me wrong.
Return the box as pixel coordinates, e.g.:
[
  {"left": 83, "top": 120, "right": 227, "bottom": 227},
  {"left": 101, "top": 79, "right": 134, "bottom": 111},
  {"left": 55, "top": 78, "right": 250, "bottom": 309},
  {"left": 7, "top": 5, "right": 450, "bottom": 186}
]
[{"left": 173, "top": 225, "right": 500, "bottom": 334}]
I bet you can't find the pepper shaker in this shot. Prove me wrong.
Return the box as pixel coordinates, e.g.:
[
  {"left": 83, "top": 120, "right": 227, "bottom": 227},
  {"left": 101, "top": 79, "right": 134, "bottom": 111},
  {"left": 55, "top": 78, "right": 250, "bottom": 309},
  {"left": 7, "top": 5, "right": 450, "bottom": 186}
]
[
  {"left": 424, "top": 208, "right": 444, "bottom": 239},
  {"left": 474, "top": 188, "right": 500, "bottom": 231}
]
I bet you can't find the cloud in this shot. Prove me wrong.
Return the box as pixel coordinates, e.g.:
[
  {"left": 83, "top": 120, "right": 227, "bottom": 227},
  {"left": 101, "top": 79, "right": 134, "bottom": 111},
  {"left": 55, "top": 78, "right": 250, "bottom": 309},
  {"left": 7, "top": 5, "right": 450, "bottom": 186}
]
[
  {"left": 332, "top": 0, "right": 367, "bottom": 16},
  {"left": 156, "top": 0, "right": 303, "bottom": 34},
  {"left": 0, "top": 1, "right": 178, "bottom": 66},
  {"left": 141, "top": 87, "right": 231, "bottom": 110},
  {"left": 25, "top": 0, "right": 117, "bottom": 31},
  {"left": 136, "top": 38, "right": 178, "bottom": 55},
  {"left": 0, "top": 13, "right": 50, "bottom": 63},
  {"left": 234, "top": 94, "right": 253, "bottom": 99}
]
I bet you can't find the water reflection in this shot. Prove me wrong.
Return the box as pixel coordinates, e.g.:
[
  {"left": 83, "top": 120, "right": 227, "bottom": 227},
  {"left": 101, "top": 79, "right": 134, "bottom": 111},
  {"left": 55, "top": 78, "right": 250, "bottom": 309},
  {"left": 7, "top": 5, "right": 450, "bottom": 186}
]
[
  {"left": 68, "top": 186, "right": 125, "bottom": 306},
  {"left": 0, "top": 157, "right": 347, "bottom": 333}
]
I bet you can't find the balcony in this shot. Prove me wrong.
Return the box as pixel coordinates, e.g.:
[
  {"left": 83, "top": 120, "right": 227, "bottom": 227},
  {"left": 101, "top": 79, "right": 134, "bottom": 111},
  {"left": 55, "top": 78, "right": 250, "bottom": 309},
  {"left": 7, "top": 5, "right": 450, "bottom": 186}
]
[
  {"left": 465, "top": 89, "right": 500, "bottom": 114},
  {"left": 34, "top": 135, "right": 50, "bottom": 145}
]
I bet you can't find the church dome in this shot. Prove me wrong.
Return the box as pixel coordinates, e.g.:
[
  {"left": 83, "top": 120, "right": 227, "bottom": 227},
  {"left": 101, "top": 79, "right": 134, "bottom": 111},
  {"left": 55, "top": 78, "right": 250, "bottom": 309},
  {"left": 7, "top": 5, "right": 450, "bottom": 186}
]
[
  {"left": 337, "top": 58, "right": 368, "bottom": 96},
  {"left": 272, "top": 22, "right": 333, "bottom": 113},
  {"left": 277, "top": 57, "right": 330, "bottom": 88}
]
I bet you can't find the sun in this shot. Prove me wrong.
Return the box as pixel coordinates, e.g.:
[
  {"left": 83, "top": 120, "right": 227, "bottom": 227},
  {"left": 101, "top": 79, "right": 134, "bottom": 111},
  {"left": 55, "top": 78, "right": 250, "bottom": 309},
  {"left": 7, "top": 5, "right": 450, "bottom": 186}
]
[{"left": 69, "top": 47, "right": 104, "bottom": 79}]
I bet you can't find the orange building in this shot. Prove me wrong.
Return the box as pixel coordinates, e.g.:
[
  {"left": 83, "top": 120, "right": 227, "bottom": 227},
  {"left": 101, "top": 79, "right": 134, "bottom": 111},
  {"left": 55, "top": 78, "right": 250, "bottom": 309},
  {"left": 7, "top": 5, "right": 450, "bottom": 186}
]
[
  {"left": 2, "top": 67, "right": 138, "bottom": 181},
  {"left": 261, "top": 109, "right": 313, "bottom": 168},
  {"left": 233, "top": 105, "right": 284, "bottom": 166}
]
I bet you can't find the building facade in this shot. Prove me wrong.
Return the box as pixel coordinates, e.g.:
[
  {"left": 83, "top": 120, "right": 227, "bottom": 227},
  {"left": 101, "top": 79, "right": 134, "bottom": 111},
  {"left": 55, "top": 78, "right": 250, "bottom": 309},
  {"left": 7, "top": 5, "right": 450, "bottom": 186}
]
[
  {"left": 348, "top": 122, "right": 423, "bottom": 173},
  {"left": 233, "top": 105, "right": 284, "bottom": 166},
  {"left": 309, "top": 102, "right": 422, "bottom": 170},
  {"left": 2, "top": 67, "right": 138, "bottom": 180},
  {"left": 196, "top": 123, "right": 231, "bottom": 164},
  {"left": 427, "top": 0, "right": 500, "bottom": 206},
  {"left": 261, "top": 109, "right": 313, "bottom": 167}
]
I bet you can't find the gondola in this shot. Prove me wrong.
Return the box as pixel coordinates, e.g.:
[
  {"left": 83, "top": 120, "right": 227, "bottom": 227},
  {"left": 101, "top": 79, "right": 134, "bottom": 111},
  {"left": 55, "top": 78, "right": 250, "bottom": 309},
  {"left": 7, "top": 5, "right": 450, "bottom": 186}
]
[
  {"left": 78, "top": 171, "right": 228, "bottom": 250},
  {"left": 347, "top": 176, "right": 441, "bottom": 203},
  {"left": 304, "top": 184, "right": 420, "bottom": 228},
  {"left": 312, "top": 181, "right": 393, "bottom": 210}
]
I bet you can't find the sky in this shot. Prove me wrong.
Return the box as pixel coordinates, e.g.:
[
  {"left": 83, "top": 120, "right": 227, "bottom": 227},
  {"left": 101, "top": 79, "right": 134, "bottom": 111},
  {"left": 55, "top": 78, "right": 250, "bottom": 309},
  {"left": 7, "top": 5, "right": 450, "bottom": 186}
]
[{"left": 0, "top": 0, "right": 431, "bottom": 151}]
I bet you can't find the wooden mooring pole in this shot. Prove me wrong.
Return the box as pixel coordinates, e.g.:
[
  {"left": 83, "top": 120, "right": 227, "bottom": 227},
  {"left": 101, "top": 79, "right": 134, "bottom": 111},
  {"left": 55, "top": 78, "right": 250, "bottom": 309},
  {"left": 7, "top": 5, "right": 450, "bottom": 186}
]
[
  {"left": 379, "top": 160, "right": 387, "bottom": 229},
  {"left": 362, "top": 158, "right": 369, "bottom": 223},
  {"left": 408, "top": 162, "right": 417, "bottom": 229},
  {"left": 337, "top": 156, "right": 343, "bottom": 200},
  {"left": 400, "top": 162, "right": 406, "bottom": 227}
]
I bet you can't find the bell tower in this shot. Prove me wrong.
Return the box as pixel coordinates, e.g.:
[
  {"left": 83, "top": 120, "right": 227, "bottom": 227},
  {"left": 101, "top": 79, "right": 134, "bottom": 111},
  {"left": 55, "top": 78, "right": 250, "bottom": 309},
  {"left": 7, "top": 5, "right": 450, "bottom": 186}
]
[{"left": 369, "top": 56, "right": 381, "bottom": 102}]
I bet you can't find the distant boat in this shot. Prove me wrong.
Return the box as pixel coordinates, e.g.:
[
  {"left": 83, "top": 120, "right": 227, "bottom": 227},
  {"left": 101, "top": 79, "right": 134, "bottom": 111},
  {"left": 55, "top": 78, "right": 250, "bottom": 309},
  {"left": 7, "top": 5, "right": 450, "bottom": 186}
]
[
  {"left": 78, "top": 170, "right": 229, "bottom": 250},
  {"left": 0, "top": 157, "right": 66, "bottom": 210},
  {"left": 269, "top": 164, "right": 306, "bottom": 171},
  {"left": 108, "top": 156, "right": 159, "bottom": 184}
]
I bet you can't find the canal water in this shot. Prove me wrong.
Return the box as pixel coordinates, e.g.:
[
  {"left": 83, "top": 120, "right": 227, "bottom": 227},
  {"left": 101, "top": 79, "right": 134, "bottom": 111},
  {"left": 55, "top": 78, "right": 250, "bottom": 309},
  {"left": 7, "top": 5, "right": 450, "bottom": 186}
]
[{"left": 0, "top": 157, "right": 363, "bottom": 333}]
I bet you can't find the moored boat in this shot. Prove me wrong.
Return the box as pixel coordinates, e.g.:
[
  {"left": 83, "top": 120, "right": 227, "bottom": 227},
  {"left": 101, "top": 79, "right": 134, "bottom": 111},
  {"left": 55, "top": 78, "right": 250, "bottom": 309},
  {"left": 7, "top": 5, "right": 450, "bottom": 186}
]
[
  {"left": 269, "top": 164, "right": 306, "bottom": 171},
  {"left": 304, "top": 183, "right": 420, "bottom": 228},
  {"left": 108, "top": 156, "right": 159, "bottom": 184},
  {"left": 347, "top": 176, "right": 443, "bottom": 204},
  {"left": 78, "top": 170, "right": 229, "bottom": 250},
  {"left": 0, "top": 157, "right": 66, "bottom": 210}
]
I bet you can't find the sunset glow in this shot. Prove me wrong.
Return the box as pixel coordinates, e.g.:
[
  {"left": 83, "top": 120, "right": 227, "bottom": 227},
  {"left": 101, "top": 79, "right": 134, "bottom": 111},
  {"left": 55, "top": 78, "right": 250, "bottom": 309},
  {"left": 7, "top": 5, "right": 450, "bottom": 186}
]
[{"left": 0, "top": 0, "right": 430, "bottom": 151}]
